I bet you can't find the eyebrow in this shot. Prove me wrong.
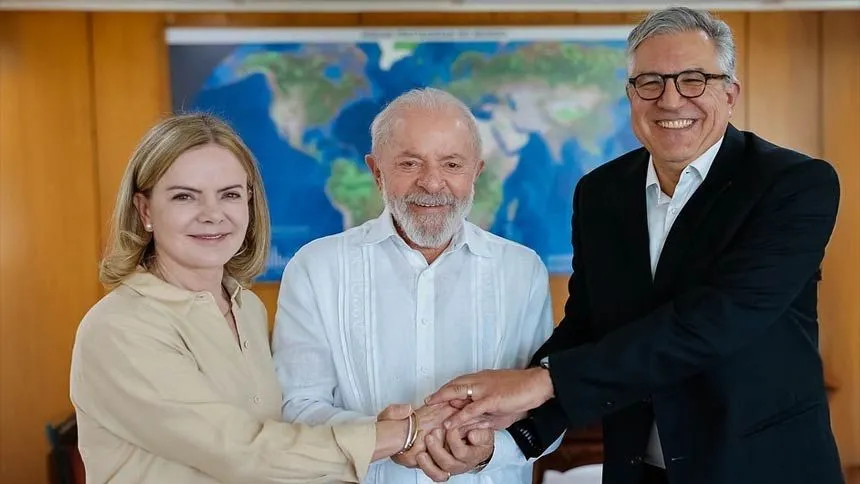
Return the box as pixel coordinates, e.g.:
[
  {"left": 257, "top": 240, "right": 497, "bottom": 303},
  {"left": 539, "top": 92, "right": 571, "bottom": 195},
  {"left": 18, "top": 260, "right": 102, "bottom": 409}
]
[
  {"left": 395, "top": 151, "right": 466, "bottom": 161},
  {"left": 395, "top": 150, "right": 424, "bottom": 159},
  {"left": 634, "top": 67, "right": 709, "bottom": 76},
  {"left": 166, "top": 184, "right": 244, "bottom": 193}
]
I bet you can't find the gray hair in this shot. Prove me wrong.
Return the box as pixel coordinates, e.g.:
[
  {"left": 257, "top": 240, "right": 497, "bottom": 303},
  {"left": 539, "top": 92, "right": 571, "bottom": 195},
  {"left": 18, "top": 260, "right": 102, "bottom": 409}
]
[
  {"left": 369, "top": 87, "right": 482, "bottom": 158},
  {"left": 627, "top": 6, "right": 737, "bottom": 81}
]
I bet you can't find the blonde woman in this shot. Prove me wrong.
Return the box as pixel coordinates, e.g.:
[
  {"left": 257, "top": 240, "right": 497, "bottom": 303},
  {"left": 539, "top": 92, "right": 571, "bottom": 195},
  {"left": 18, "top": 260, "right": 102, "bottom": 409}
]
[{"left": 70, "top": 114, "right": 432, "bottom": 483}]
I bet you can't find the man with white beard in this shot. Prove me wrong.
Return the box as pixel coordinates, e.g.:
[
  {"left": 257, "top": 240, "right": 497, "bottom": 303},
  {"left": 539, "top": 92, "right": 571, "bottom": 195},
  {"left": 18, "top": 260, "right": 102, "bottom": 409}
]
[{"left": 271, "top": 87, "right": 558, "bottom": 483}]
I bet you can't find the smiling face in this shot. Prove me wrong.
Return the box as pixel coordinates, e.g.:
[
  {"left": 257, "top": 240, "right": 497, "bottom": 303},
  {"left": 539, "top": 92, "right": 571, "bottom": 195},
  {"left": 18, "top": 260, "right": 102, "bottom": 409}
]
[
  {"left": 365, "top": 106, "right": 484, "bottom": 249},
  {"left": 134, "top": 143, "right": 251, "bottom": 273},
  {"left": 628, "top": 29, "right": 740, "bottom": 169}
]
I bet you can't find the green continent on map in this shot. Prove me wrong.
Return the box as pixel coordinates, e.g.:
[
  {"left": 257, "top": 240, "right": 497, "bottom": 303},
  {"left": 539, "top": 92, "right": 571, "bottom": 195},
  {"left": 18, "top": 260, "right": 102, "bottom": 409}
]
[
  {"left": 469, "top": 167, "right": 504, "bottom": 228},
  {"left": 186, "top": 32, "right": 637, "bottom": 280},
  {"left": 326, "top": 159, "right": 383, "bottom": 228},
  {"left": 239, "top": 48, "right": 367, "bottom": 149},
  {"left": 232, "top": 41, "right": 629, "bottom": 233},
  {"left": 447, "top": 43, "right": 623, "bottom": 94},
  {"left": 444, "top": 43, "right": 626, "bottom": 156}
]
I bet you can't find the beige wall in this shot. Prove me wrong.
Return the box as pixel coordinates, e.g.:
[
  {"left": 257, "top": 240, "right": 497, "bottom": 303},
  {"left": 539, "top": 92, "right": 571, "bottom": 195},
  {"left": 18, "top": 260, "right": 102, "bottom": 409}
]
[{"left": 1, "top": 9, "right": 858, "bottom": 483}]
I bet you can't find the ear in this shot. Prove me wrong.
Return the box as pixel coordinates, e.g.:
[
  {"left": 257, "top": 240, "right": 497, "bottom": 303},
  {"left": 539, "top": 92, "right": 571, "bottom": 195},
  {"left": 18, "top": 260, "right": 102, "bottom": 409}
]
[
  {"left": 476, "top": 159, "right": 485, "bottom": 179},
  {"left": 726, "top": 79, "right": 741, "bottom": 112},
  {"left": 365, "top": 154, "right": 383, "bottom": 189},
  {"left": 133, "top": 192, "right": 152, "bottom": 231}
]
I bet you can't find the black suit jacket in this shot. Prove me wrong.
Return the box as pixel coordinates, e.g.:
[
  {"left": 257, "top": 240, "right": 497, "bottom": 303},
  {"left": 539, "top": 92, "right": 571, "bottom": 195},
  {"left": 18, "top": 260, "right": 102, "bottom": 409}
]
[{"left": 522, "top": 125, "right": 843, "bottom": 483}]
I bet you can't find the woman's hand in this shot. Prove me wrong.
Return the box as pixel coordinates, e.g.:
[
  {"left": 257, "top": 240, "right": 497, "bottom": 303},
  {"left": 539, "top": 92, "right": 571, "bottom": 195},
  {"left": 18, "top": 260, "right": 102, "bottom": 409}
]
[
  {"left": 372, "top": 404, "right": 413, "bottom": 461},
  {"left": 390, "top": 403, "right": 459, "bottom": 469}
]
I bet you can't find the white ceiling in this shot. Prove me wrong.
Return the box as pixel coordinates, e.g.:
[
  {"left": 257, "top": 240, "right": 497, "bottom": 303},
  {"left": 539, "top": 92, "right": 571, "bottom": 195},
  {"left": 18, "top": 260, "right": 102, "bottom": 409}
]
[{"left": 0, "top": 0, "right": 858, "bottom": 10}]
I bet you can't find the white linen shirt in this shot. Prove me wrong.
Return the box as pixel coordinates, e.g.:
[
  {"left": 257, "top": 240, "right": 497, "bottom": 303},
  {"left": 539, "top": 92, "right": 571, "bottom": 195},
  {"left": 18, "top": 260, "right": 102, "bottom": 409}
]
[{"left": 272, "top": 211, "right": 555, "bottom": 483}]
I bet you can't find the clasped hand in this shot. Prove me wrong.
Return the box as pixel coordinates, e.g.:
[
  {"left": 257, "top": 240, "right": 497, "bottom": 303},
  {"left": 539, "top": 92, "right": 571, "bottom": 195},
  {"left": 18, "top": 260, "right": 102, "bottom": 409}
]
[
  {"left": 382, "top": 367, "right": 553, "bottom": 481},
  {"left": 389, "top": 402, "right": 494, "bottom": 481}
]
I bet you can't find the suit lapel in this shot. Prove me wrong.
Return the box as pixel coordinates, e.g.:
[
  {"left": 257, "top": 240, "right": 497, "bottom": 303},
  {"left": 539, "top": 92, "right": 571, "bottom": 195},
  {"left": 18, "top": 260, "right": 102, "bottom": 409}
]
[
  {"left": 613, "top": 150, "right": 654, "bottom": 296},
  {"left": 652, "top": 124, "right": 746, "bottom": 292}
]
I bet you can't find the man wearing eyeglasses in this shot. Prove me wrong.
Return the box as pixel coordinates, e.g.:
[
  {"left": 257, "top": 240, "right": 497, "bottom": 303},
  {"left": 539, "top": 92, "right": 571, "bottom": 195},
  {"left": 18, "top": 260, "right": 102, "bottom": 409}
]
[{"left": 425, "top": 6, "right": 844, "bottom": 484}]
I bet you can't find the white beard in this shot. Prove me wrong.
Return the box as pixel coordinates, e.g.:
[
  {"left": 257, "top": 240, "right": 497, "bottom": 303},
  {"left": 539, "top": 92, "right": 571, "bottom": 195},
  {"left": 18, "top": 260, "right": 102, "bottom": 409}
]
[{"left": 381, "top": 180, "right": 474, "bottom": 249}]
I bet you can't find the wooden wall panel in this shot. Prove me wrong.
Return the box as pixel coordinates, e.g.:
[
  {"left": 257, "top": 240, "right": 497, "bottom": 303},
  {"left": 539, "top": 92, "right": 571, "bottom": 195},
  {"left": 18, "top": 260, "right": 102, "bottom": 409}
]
[
  {"left": 575, "top": 12, "right": 645, "bottom": 24},
  {"left": 255, "top": 284, "right": 280, "bottom": 328},
  {"left": 360, "top": 11, "right": 581, "bottom": 26},
  {"left": 820, "top": 10, "right": 860, "bottom": 469},
  {"left": 548, "top": 284, "right": 584, "bottom": 325},
  {"left": 848, "top": 466, "right": 860, "bottom": 484},
  {"left": 91, "top": 12, "right": 171, "bottom": 247},
  {"left": 0, "top": 12, "right": 101, "bottom": 483},
  {"left": 747, "top": 12, "right": 822, "bottom": 157},
  {"left": 714, "top": 12, "right": 748, "bottom": 129},
  {"left": 166, "top": 11, "right": 360, "bottom": 27}
]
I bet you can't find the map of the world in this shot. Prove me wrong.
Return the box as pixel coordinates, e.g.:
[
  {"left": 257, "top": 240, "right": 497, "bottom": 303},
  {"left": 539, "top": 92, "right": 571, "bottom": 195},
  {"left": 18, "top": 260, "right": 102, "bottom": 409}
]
[{"left": 167, "top": 26, "right": 640, "bottom": 281}]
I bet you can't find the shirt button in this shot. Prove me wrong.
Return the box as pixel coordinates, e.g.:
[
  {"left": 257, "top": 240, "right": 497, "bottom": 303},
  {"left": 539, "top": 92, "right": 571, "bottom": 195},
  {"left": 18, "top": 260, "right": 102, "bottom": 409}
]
[
  {"left": 421, "top": 318, "right": 428, "bottom": 325},
  {"left": 253, "top": 395, "right": 261, "bottom": 404},
  {"left": 670, "top": 207, "right": 677, "bottom": 214},
  {"left": 242, "top": 340, "right": 250, "bottom": 349},
  {"left": 196, "top": 294, "right": 207, "bottom": 301},
  {"left": 630, "top": 456, "right": 643, "bottom": 465}
]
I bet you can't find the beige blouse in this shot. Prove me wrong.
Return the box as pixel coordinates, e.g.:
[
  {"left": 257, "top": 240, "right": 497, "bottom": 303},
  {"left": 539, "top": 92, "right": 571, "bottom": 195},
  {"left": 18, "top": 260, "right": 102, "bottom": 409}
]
[{"left": 70, "top": 271, "right": 375, "bottom": 483}]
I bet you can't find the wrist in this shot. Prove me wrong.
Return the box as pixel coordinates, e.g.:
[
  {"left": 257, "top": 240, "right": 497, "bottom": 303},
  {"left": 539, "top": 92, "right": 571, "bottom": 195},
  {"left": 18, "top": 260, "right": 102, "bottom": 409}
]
[
  {"left": 528, "top": 366, "right": 555, "bottom": 406},
  {"left": 372, "top": 420, "right": 409, "bottom": 461},
  {"left": 472, "top": 448, "right": 494, "bottom": 473},
  {"left": 541, "top": 366, "right": 555, "bottom": 401},
  {"left": 395, "top": 411, "right": 419, "bottom": 455}
]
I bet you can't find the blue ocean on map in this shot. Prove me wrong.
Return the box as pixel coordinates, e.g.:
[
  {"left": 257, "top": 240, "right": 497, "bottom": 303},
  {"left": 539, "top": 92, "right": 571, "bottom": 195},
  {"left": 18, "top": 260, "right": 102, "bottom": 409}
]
[{"left": 168, "top": 27, "right": 641, "bottom": 281}]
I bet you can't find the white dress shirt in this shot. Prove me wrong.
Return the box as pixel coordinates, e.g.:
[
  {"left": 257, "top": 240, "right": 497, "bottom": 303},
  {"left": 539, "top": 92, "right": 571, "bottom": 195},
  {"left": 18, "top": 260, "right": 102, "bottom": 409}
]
[
  {"left": 644, "top": 138, "right": 723, "bottom": 468},
  {"left": 272, "top": 211, "right": 556, "bottom": 483}
]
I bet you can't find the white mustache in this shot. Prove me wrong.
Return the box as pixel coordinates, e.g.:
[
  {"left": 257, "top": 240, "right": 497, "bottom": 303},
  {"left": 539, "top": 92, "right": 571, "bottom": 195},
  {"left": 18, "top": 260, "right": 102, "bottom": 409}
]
[
  {"left": 404, "top": 193, "right": 456, "bottom": 206},
  {"left": 381, "top": 183, "right": 473, "bottom": 249}
]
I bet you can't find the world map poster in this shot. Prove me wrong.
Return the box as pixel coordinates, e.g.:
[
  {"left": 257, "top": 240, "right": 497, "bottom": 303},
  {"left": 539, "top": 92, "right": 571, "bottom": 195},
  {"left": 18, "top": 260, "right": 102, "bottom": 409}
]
[{"left": 167, "top": 26, "right": 640, "bottom": 282}]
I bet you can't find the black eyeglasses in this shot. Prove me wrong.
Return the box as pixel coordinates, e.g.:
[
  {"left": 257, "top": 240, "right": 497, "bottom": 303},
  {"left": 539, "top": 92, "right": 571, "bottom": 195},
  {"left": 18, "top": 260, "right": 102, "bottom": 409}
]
[{"left": 627, "top": 70, "right": 731, "bottom": 100}]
